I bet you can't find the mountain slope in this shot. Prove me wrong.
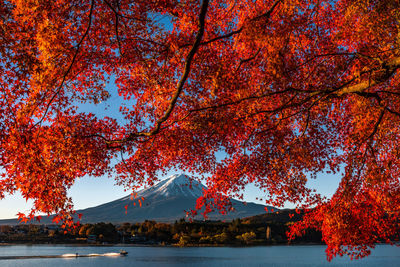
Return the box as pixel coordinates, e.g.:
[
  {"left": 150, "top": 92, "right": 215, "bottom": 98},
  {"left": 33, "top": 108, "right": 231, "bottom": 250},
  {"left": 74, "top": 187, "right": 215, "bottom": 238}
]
[
  {"left": 76, "top": 174, "right": 276, "bottom": 223},
  {"left": 0, "top": 174, "right": 276, "bottom": 224}
]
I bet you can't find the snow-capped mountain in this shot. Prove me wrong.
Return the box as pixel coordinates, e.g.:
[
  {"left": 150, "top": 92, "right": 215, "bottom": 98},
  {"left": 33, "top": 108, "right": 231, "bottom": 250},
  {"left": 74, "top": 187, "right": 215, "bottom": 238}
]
[
  {"left": 124, "top": 174, "right": 206, "bottom": 199},
  {"left": 0, "top": 174, "right": 276, "bottom": 224},
  {"left": 73, "top": 174, "right": 275, "bottom": 223}
]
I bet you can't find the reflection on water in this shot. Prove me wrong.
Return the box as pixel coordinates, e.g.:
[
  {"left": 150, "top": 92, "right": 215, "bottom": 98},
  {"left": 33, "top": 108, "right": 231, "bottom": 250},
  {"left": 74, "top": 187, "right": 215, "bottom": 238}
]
[{"left": 0, "top": 244, "right": 398, "bottom": 267}]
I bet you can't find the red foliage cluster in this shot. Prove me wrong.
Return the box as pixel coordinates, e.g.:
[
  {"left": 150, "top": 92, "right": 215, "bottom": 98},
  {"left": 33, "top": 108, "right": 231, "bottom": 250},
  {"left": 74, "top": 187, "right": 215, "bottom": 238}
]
[{"left": 1, "top": 0, "right": 399, "bottom": 260}]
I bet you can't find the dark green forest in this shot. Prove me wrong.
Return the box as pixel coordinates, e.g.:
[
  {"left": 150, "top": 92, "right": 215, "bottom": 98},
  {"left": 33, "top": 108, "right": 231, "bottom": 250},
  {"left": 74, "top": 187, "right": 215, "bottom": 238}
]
[{"left": 0, "top": 211, "right": 322, "bottom": 246}]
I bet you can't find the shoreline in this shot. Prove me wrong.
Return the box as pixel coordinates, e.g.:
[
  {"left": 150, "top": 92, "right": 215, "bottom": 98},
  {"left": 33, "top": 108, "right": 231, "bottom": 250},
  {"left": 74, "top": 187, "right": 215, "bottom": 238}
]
[{"left": 0, "top": 242, "right": 325, "bottom": 247}]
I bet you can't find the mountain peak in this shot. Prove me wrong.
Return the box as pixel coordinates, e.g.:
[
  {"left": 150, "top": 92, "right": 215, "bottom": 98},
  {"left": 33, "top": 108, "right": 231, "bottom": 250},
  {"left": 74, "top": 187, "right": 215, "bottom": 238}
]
[
  {"left": 138, "top": 174, "right": 206, "bottom": 199},
  {"left": 165, "top": 173, "right": 192, "bottom": 185}
]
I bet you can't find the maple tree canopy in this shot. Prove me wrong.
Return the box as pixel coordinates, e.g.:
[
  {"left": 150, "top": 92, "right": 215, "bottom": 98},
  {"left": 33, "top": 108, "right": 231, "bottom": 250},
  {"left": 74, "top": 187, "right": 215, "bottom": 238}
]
[{"left": 1, "top": 0, "right": 399, "bottom": 260}]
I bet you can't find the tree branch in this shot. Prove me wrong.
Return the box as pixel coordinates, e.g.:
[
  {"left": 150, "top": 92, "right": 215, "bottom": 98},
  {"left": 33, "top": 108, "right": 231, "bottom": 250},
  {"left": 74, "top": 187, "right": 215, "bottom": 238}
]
[
  {"left": 180, "top": 0, "right": 281, "bottom": 48},
  {"left": 113, "top": 1, "right": 124, "bottom": 57},
  {"left": 334, "top": 57, "right": 400, "bottom": 96},
  {"left": 110, "top": 0, "right": 210, "bottom": 144},
  {"left": 366, "top": 108, "right": 385, "bottom": 142},
  {"left": 189, "top": 87, "right": 296, "bottom": 113},
  {"left": 103, "top": 0, "right": 149, "bottom": 22},
  {"left": 384, "top": 107, "right": 400, "bottom": 118},
  {"left": 33, "top": 0, "right": 95, "bottom": 128},
  {"left": 236, "top": 48, "right": 261, "bottom": 72}
]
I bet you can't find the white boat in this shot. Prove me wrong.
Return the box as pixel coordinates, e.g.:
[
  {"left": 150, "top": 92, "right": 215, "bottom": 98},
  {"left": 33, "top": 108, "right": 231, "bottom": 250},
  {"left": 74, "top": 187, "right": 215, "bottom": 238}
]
[
  {"left": 60, "top": 251, "right": 128, "bottom": 258},
  {"left": 61, "top": 253, "right": 77, "bottom": 257},
  {"left": 103, "top": 252, "right": 121, "bottom": 257}
]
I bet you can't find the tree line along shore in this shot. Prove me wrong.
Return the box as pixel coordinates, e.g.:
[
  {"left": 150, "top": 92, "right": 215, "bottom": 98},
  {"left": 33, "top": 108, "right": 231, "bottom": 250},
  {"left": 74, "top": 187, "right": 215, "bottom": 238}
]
[{"left": 0, "top": 211, "right": 322, "bottom": 246}]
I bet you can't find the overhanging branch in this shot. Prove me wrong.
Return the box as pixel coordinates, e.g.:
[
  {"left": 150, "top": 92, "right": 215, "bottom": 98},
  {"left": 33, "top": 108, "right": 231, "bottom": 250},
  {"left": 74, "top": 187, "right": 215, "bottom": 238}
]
[
  {"left": 108, "top": 0, "right": 210, "bottom": 144},
  {"left": 181, "top": 0, "right": 281, "bottom": 48},
  {"left": 33, "top": 0, "right": 95, "bottom": 128},
  {"left": 334, "top": 57, "right": 400, "bottom": 96}
]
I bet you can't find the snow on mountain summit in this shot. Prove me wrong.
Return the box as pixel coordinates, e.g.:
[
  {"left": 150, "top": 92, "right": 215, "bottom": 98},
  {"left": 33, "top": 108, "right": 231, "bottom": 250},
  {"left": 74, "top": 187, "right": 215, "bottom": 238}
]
[{"left": 132, "top": 174, "right": 206, "bottom": 199}]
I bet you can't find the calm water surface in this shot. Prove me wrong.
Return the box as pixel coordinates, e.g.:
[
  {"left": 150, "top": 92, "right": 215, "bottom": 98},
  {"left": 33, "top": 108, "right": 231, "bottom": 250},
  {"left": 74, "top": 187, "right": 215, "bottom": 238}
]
[{"left": 0, "top": 244, "right": 399, "bottom": 266}]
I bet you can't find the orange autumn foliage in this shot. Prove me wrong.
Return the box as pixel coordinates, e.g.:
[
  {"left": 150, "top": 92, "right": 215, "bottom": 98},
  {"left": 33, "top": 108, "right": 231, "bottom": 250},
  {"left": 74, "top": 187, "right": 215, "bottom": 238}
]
[{"left": 1, "top": 0, "right": 400, "bottom": 260}]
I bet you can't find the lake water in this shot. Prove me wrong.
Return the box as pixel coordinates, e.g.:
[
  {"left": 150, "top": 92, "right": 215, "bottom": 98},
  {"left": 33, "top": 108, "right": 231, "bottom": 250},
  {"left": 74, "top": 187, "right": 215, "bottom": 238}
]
[{"left": 0, "top": 244, "right": 399, "bottom": 266}]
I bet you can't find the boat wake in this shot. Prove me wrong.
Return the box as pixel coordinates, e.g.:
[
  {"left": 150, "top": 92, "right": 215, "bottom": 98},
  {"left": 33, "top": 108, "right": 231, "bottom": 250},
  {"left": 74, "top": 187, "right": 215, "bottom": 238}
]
[{"left": 0, "top": 251, "right": 128, "bottom": 260}]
